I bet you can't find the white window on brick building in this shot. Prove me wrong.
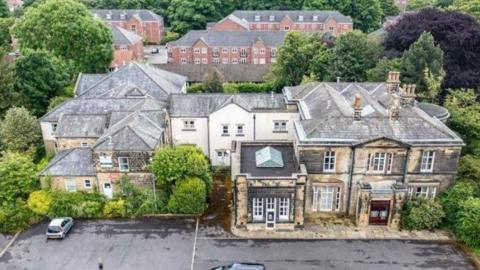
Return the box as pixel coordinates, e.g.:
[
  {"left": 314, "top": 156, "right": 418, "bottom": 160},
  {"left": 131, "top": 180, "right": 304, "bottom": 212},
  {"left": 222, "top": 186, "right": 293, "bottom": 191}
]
[
  {"left": 271, "top": 48, "right": 277, "bottom": 58},
  {"left": 201, "top": 48, "right": 207, "bottom": 54},
  {"left": 194, "top": 48, "right": 200, "bottom": 54},
  {"left": 323, "top": 151, "right": 336, "bottom": 172},
  {"left": 194, "top": 58, "right": 201, "bottom": 64},
  {"left": 118, "top": 157, "right": 129, "bottom": 172},
  {"left": 312, "top": 186, "right": 340, "bottom": 212},
  {"left": 253, "top": 48, "right": 258, "bottom": 54},
  {"left": 212, "top": 48, "right": 219, "bottom": 57},
  {"left": 329, "top": 26, "right": 334, "bottom": 33},
  {"left": 254, "top": 15, "right": 260, "bottom": 22},
  {"left": 130, "top": 25, "right": 136, "bottom": 32},
  {"left": 259, "top": 48, "right": 265, "bottom": 54},
  {"left": 420, "top": 151, "right": 435, "bottom": 172},
  {"left": 213, "top": 58, "right": 220, "bottom": 64},
  {"left": 181, "top": 58, "right": 187, "bottom": 64},
  {"left": 240, "top": 48, "right": 247, "bottom": 57},
  {"left": 222, "top": 58, "right": 228, "bottom": 64},
  {"left": 84, "top": 179, "right": 92, "bottom": 189},
  {"left": 372, "top": 153, "right": 387, "bottom": 172},
  {"left": 222, "top": 48, "right": 229, "bottom": 54},
  {"left": 180, "top": 48, "right": 187, "bottom": 54},
  {"left": 408, "top": 186, "right": 437, "bottom": 199},
  {"left": 240, "top": 58, "right": 247, "bottom": 64},
  {"left": 202, "top": 58, "right": 208, "bottom": 64},
  {"left": 231, "top": 47, "right": 238, "bottom": 53},
  {"left": 231, "top": 58, "right": 238, "bottom": 64}
]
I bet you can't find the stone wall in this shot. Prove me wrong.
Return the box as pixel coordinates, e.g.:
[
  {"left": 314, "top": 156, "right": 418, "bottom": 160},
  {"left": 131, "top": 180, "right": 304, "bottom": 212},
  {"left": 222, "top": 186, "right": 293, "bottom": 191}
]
[
  {"left": 57, "top": 138, "right": 97, "bottom": 150},
  {"left": 42, "top": 176, "right": 98, "bottom": 192},
  {"left": 94, "top": 150, "right": 152, "bottom": 173}
]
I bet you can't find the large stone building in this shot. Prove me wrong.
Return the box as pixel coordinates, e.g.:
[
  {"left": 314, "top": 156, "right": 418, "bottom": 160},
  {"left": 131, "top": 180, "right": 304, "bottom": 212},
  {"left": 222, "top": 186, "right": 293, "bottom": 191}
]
[
  {"left": 91, "top": 9, "right": 164, "bottom": 44},
  {"left": 111, "top": 25, "right": 144, "bottom": 68},
  {"left": 208, "top": 10, "right": 353, "bottom": 36},
  {"left": 167, "top": 31, "right": 286, "bottom": 65}
]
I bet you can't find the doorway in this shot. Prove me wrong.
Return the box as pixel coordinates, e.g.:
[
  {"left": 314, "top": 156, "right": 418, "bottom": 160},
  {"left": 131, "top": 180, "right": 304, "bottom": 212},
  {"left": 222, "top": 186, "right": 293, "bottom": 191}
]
[
  {"left": 103, "top": 182, "right": 113, "bottom": 199},
  {"left": 265, "top": 198, "right": 276, "bottom": 229},
  {"left": 369, "top": 200, "right": 390, "bottom": 225}
]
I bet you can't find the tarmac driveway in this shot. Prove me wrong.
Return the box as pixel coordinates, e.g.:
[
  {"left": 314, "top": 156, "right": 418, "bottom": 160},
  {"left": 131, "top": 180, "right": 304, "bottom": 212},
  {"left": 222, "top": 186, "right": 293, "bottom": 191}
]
[{"left": 0, "top": 218, "right": 476, "bottom": 270}]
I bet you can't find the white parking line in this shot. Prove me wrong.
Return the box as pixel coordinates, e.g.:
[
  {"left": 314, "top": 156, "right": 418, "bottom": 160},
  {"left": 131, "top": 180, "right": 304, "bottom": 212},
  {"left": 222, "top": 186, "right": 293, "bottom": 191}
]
[
  {"left": 190, "top": 218, "right": 199, "bottom": 270},
  {"left": 0, "top": 232, "right": 20, "bottom": 259}
]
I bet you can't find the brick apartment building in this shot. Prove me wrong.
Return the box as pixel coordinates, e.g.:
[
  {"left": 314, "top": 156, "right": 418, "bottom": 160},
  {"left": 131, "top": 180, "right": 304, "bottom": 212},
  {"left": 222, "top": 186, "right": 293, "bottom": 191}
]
[
  {"left": 91, "top": 9, "right": 164, "bottom": 44},
  {"left": 167, "top": 31, "right": 286, "bottom": 65},
  {"left": 111, "top": 26, "right": 144, "bottom": 68},
  {"left": 208, "top": 10, "right": 353, "bottom": 36}
]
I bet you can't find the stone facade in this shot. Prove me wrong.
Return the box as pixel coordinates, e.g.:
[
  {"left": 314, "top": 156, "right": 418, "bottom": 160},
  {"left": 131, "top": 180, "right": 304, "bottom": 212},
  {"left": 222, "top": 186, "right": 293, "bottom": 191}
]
[{"left": 43, "top": 176, "right": 98, "bottom": 193}]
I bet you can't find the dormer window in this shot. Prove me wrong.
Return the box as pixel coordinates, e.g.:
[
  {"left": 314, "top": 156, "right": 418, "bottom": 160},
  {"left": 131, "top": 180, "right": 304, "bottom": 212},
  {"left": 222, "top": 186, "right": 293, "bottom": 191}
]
[
  {"left": 120, "top": 13, "right": 126, "bottom": 20},
  {"left": 106, "top": 13, "right": 112, "bottom": 20},
  {"left": 254, "top": 15, "right": 260, "bottom": 22},
  {"left": 269, "top": 15, "right": 275, "bottom": 21},
  {"left": 313, "top": 15, "right": 318, "bottom": 21},
  {"left": 298, "top": 15, "right": 304, "bottom": 22},
  {"left": 100, "top": 155, "right": 112, "bottom": 168}
]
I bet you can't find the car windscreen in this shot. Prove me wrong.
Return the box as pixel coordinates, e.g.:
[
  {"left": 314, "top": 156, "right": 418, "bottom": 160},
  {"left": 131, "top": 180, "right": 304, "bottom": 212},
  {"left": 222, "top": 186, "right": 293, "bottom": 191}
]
[{"left": 47, "top": 226, "right": 61, "bottom": 233}]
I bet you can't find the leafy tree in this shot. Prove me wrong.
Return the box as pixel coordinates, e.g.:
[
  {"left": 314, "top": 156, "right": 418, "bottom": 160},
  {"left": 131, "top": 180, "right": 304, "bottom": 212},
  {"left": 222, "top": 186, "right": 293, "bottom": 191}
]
[
  {"left": 456, "top": 198, "right": 480, "bottom": 247},
  {"left": 0, "top": 57, "right": 13, "bottom": 116},
  {"left": 48, "top": 96, "right": 72, "bottom": 112},
  {"left": 384, "top": 8, "right": 480, "bottom": 92},
  {"left": 0, "top": 200, "right": 35, "bottom": 233},
  {"left": 0, "top": 151, "right": 39, "bottom": 203},
  {"left": 400, "top": 32, "right": 444, "bottom": 98},
  {"left": 380, "top": 0, "right": 400, "bottom": 19},
  {"left": 167, "top": 0, "right": 222, "bottom": 35},
  {"left": 407, "top": 0, "right": 437, "bottom": 10},
  {"left": 0, "top": 107, "right": 42, "bottom": 153},
  {"left": 331, "top": 30, "right": 382, "bottom": 81},
  {"left": 0, "top": 0, "right": 9, "bottom": 18},
  {"left": 13, "top": 0, "right": 113, "bottom": 73},
  {"left": 422, "top": 67, "right": 445, "bottom": 103},
  {"left": 0, "top": 17, "right": 13, "bottom": 51},
  {"left": 150, "top": 145, "right": 211, "bottom": 195},
  {"left": 27, "top": 190, "right": 54, "bottom": 215},
  {"left": 367, "top": 57, "right": 401, "bottom": 81},
  {"left": 450, "top": 0, "right": 480, "bottom": 20},
  {"left": 163, "top": 31, "right": 180, "bottom": 43},
  {"left": 458, "top": 155, "right": 480, "bottom": 183},
  {"left": 167, "top": 177, "right": 206, "bottom": 214},
  {"left": 440, "top": 182, "right": 477, "bottom": 227},
  {"left": 401, "top": 197, "right": 445, "bottom": 230},
  {"left": 103, "top": 199, "right": 126, "bottom": 218},
  {"left": 202, "top": 69, "right": 224, "bottom": 93},
  {"left": 14, "top": 50, "right": 71, "bottom": 116}
]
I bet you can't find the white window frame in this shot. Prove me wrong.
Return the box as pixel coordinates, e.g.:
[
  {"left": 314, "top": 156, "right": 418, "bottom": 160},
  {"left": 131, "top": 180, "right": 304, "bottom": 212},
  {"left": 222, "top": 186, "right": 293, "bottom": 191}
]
[
  {"left": 236, "top": 124, "right": 244, "bottom": 135},
  {"left": 118, "top": 157, "right": 129, "bottom": 172},
  {"left": 193, "top": 48, "right": 200, "bottom": 54},
  {"left": 231, "top": 47, "right": 238, "bottom": 53},
  {"left": 222, "top": 124, "right": 229, "bottom": 135},
  {"left": 202, "top": 58, "right": 208, "bottom": 64},
  {"left": 259, "top": 48, "right": 265, "bottom": 55},
  {"left": 254, "top": 15, "right": 260, "bottom": 22},
  {"left": 372, "top": 153, "right": 387, "bottom": 173},
  {"left": 420, "top": 151, "right": 435, "bottom": 172},
  {"left": 273, "top": 120, "right": 287, "bottom": 131},
  {"left": 231, "top": 58, "right": 238, "bottom": 64},
  {"left": 201, "top": 48, "right": 207, "bottom": 54},
  {"left": 183, "top": 119, "right": 195, "bottom": 130},
  {"left": 320, "top": 186, "right": 334, "bottom": 211},
  {"left": 408, "top": 186, "right": 437, "bottom": 199},
  {"left": 386, "top": 153, "right": 394, "bottom": 174},
  {"left": 222, "top": 58, "right": 228, "bottom": 64},
  {"left": 213, "top": 58, "right": 220, "bottom": 64},
  {"left": 81, "top": 142, "right": 89, "bottom": 148},
  {"left": 328, "top": 26, "right": 334, "bottom": 33},
  {"left": 180, "top": 58, "right": 187, "bottom": 64},
  {"left": 84, "top": 179, "right": 92, "bottom": 189},
  {"left": 323, "top": 151, "right": 336, "bottom": 172},
  {"left": 194, "top": 58, "right": 201, "bottom": 64},
  {"left": 217, "top": 150, "right": 228, "bottom": 157},
  {"left": 298, "top": 15, "right": 304, "bottom": 22},
  {"left": 222, "top": 48, "right": 229, "bottom": 54},
  {"left": 180, "top": 48, "right": 187, "bottom": 54},
  {"left": 100, "top": 155, "right": 112, "bottom": 168},
  {"left": 269, "top": 15, "right": 275, "bottom": 21},
  {"left": 130, "top": 25, "right": 136, "bottom": 32},
  {"left": 278, "top": 198, "right": 289, "bottom": 221},
  {"left": 312, "top": 187, "right": 319, "bottom": 211},
  {"left": 313, "top": 15, "right": 318, "bottom": 21},
  {"left": 253, "top": 198, "right": 263, "bottom": 221},
  {"left": 65, "top": 179, "right": 76, "bottom": 192}
]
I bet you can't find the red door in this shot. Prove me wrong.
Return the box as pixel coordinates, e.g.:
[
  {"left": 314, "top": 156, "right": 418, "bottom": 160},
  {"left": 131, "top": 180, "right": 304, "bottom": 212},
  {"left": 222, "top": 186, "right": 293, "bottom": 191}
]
[{"left": 369, "top": 200, "right": 390, "bottom": 225}]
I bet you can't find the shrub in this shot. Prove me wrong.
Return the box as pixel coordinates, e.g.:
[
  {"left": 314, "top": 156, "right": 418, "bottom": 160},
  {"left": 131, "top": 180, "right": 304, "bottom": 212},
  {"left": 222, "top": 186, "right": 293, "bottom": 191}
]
[
  {"left": 0, "top": 200, "right": 36, "bottom": 233},
  {"left": 0, "top": 151, "right": 39, "bottom": 202},
  {"left": 401, "top": 198, "right": 445, "bottom": 230},
  {"left": 168, "top": 177, "right": 206, "bottom": 214},
  {"left": 187, "top": 83, "right": 204, "bottom": 93},
  {"left": 103, "top": 199, "right": 126, "bottom": 218},
  {"left": 27, "top": 190, "right": 53, "bottom": 215},
  {"left": 47, "top": 191, "right": 105, "bottom": 218},
  {"left": 440, "top": 182, "right": 477, "bottom": 227},
  {"left": 163, "top": 31, "right": 180, "bottom": 43},
  {"left": 455, "top": 198, "right": 480, "bottom": 247},
  {"left": 77, "top": 201, "right": 103, "bottom": 218}
]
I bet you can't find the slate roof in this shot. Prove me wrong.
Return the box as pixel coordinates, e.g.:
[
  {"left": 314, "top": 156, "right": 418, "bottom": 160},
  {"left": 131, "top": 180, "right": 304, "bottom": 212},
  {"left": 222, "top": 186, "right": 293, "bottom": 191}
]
[
  {"left": 169, "top": 31, "right": 286, "bottom": 47},
  {"left": 169, "top": 93, "right": 288, "bottom": 117},
  {"left": 39, "top": 148, "right": 95, "bottom": 176},
  {"left": 284, "top": 82, "right": 463, "bottom": 146},
  {"left": 75, "top": 63, "right": 187, "bottom": 101},
  {"left": 75, "top": 74, "right": 108, "bottom": 96},
  {"left": 111, "top": 25, "right": 143, "bottom": 45},
  {"left": 91, "top": 9, "right": 163, "bottom": 22},
  {"left": 154, "top": 64, "right": 271, "bottom": 83},
  {"left": 241, "top": 144, "right": 299, "bottom": 177},
  {"left": 55, "top": 114, "right": 108, "bottom": 138},
  {"left": 231, "top": 10, "right": 352, "bottom": 23}
]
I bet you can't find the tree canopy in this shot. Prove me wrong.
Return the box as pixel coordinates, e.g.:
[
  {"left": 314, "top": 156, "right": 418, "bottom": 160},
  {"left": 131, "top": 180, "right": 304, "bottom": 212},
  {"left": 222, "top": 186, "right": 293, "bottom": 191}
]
[
  {"left": 202, "top": 69, "right": 224, "bottom": 93},
  {"left": 0, "top": 0, "right": 9, "bottom": 18},
  {"left": 0, "top": 18, "right": 13, "bottom": 52},
  {"left": 450, "top": 0, "right": 480, "bottom": 20},
  {"left": 13, "top": 50, "right": 71, "bottom": 117},
  {"left": 0, "top": 106, "right": 42, "bottom": 154},
  {"left": 167, "top": 0, "right": 222, "bottom": 35},
  {"left": 0, "top": 151, "right": 39, "bottom": 203},
  {"left": 13, "top": 0, "right": 113, "bottom": 73},
  {"left": 331, "top": 30, "right": 382, "bottom": 81},
  {"left": 0, "top": 58, "right": 13, "bottom": 117},
  {"left": 384, "top": 8, "right": 480, "bottom": 93}
]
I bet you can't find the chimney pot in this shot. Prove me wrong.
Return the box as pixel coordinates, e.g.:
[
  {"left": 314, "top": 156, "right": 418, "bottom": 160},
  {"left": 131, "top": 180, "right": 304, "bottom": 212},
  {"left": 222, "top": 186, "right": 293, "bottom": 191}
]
[{"left": 386, "top": 71, "right": 401, "bottom": 93}]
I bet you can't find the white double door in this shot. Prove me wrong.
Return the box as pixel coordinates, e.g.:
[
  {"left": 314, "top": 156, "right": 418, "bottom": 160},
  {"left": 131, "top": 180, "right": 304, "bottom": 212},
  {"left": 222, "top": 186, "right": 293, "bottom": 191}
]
[{"left": 265, "top": 198, "right": 276, "bottom": 229}]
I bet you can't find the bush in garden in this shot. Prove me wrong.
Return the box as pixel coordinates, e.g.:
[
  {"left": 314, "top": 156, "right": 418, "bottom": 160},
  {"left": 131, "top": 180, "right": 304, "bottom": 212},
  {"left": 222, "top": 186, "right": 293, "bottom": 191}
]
[
  {"left": 27, "top": 190, "right": 53, "bottom": 215},
  {"left": 77, "top": 201, "right": 103, "bottom": 218},
  {"left": 401, "top": 197, "right": 445, "bottom": 230},
  {"left": 47, "top": 191, "right": 105, "bottom": 218},
  {"left": 187, "top": 83, "right": 204, "bottom": 93},
  {"left": 167, "top": 177, "right": 206, "bottom": 214},
  {"left": 103, "top": 199, "right": 126, "bottom": 218},
  {"left": 455, "top": 198, "right": 480, "bottom": 247},
  {"left": 47, "top": 191, "right": 77, "bottom": 217},
  {"left": 0, "top": 200, "right": 36, "bottom": 233},
  {"left": 440, "top": 182, "right": 477, "bottom": 227}
]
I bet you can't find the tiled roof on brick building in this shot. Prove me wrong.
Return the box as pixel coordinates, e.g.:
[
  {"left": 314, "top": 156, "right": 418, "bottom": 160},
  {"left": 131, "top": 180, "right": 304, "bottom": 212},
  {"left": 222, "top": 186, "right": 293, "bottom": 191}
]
[{"left": 169, "top": 31, "right": 286, "bottom": 47}]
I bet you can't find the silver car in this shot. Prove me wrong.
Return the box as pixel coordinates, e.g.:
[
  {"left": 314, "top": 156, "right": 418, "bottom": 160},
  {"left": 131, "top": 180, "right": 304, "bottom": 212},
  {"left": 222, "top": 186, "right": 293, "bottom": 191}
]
[
  {"left": 211, "top": 263, "right": 265, "bottom": 270},
  {"left": 46, "top": 217, "right": 74, "bottom": 239}
]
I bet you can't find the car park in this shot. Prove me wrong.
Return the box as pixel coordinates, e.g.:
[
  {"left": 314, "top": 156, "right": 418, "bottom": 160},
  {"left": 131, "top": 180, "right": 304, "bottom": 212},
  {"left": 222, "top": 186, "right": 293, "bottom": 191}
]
[{"left": 46, "top": 217, "right": 74, "bottom": 239}]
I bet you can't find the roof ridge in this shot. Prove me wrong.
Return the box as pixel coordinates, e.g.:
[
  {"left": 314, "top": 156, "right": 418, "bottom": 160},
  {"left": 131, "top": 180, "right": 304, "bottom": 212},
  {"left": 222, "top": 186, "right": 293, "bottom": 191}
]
[{"left": 125, "top": 124, "right": 156, "bottom": 150}]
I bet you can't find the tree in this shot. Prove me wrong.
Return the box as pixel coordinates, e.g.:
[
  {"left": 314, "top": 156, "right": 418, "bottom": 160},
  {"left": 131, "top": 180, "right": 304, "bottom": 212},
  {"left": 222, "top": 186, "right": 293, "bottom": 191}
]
[
  {"left": 367, "top": 57, "right": 401, "bottom": 81},
  {"left": 401, "top": 197, "right": 445, "bottom": 230},
  {"left": 13, "top": 0, "right": 113, "bottom": 73},
  {"left": 150, "top": 145, "right": 211, "bottom": 195},
  {"left": 13, "top": 50, "right": 71, "bottom": 116},
  {"left": 450, "top": 0, "right": 480, "bottom": 20},
  {"left": 400, "top": 32, "right": 444, "bottom": 99},
  {"left": 456, "top": 198, "right": 480, "bottom": 247},
  {"left": 48, "top": 96, "right": 72, "bottom": 112},
  {"left": 407, "top": 0, "right": 437, "bottom": 10},
  {"left": 167, "top": 0, "right": 222, "bottom": 35},
  {"left": 0, "top": 107, "right": 42, "bottom": 153},
  {"left": 167, "top": 177, "right": 206, "bottom": 214},
  {"left": 0, "top": 0, "right": 9, "bottom": 18},
  {"left": 0, "top": 17, "right": 13, "bottom": 51},
  {"left": 440, "top": 182, "right": 477, "bottom": 227},
  {"left": 331, "top": 30, "right": 382, "bottom": 81},
  {"left": 458, "top": 155, "right": 480, "bottom": 183},
  {"left": 423, "top": 67, "right": 445, "bottom": 103},
  {"left": 0, "top": 58, "right": 13, "bottom": 116},
  {"left": 0, "top": 151, "right": 39, "bottom": 203},
  {"left": 380, "top": 0, "right": 400, "bottom": 19},
  {"left": 384, "top": 8, "right": 480, "bottom": 92},
  {"left": 202, "top": 69, "right": 224, "bottom": 93}
]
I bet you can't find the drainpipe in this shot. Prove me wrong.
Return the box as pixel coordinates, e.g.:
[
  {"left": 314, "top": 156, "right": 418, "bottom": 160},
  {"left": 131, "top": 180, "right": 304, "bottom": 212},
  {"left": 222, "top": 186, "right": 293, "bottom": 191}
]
[
  {"left": 253, "top": 114, "right": 256, "bottom": 141},
  {"left": 402, "top": 148, "right": 411, "bottom": 183},
  {"left": 207, "top": 117, "right": 211, "bottom": 158},
  {"left": 346, "top": 147, "right": 356, "bottom": 215}
]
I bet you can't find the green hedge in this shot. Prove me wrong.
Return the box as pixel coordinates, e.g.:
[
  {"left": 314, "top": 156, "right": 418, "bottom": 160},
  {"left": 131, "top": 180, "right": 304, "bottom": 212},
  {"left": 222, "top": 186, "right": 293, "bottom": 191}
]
[
  {"left": 401, "top": 198, "right": 445, "bottom": 230},
  {"left": 456, "top": 198, "right": 480, "bottom": 247},
  {"left": 0, "top": 200, "right": 36, "bottom": 233},
  {"left": 440, "top": 182, "right": 477, "bottom": 227},
  {"left": 187, "top": 82, "right": 274, "bottom": 94},
  {"left": 167, "top": 177, "right": 206, "bottom": 214}
]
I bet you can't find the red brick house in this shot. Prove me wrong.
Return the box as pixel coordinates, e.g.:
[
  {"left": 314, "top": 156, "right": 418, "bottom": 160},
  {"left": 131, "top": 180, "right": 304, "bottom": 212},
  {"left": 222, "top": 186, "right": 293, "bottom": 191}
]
[
  {"left": 111, "top": 26, "right": 144, "bottom": 69},
  {"left": 167, "top": 31, "right": 286, "bottom": 65},
  {"left": 91, "top": 9, "right": 164, "bottom": 44},
  {"left": 208, "top": 10, "right": 353, "bottom": 36}
]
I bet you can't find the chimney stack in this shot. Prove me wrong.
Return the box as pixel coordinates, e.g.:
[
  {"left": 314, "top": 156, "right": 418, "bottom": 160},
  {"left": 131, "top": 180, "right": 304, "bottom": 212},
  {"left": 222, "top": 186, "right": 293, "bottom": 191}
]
[
  {"left": 353, "top": 94, "right": 362, "bottom": 121},
  {"left": 389, "top": 94, "right": 400, "bottom": 120},
  {"left": 386, "top": 71, "right": 401, "bottom": 93},
  {"left": 400, "top": 84, "right": 416, "bottom": 107}
]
